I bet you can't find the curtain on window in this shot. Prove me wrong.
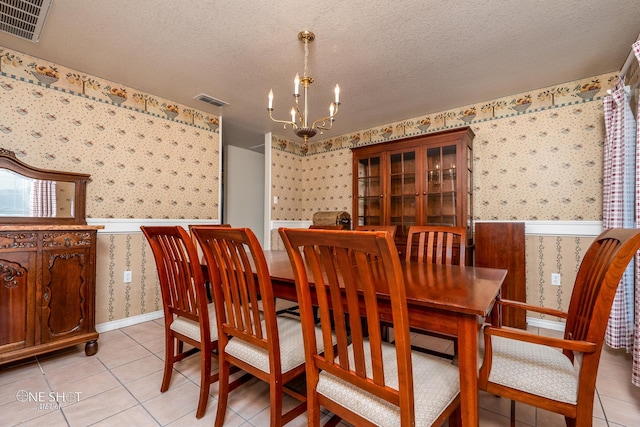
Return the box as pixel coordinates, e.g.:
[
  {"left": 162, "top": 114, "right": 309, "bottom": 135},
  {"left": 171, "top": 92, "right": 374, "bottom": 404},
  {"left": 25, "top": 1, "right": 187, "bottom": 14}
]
[
  {"left": 603, "top": 40, "right": 640, "bottom": 386},
  {"left": 30, "top": 179, "right": 57, "bottom": 218}
]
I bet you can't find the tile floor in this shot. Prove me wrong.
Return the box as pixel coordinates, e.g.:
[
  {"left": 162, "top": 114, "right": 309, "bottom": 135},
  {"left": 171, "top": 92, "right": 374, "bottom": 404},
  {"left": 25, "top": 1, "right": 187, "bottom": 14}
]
[{"left": 1, "top": 319, "right": 640, "bottom": 426}]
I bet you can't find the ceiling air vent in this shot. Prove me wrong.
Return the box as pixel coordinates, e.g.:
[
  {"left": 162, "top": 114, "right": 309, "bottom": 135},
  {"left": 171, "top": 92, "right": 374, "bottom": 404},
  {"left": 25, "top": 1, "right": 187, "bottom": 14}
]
[
  {"left": 0, "top": 0, "right": 52, "bottom": 42},
  {"left": 193, "top": 93, "right": 229, "bottom": 108}
]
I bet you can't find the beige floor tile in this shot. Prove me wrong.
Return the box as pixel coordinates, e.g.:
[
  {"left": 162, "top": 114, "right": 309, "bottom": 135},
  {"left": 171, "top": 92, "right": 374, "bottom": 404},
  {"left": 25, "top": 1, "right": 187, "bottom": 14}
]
[
  {"left": 92, "top": 404, "right": 160, "bottom": 426},
  {"left": 62, "top": 386, "right": 138, "bottom": 427},
  {"left": 141, "top": 335, "right": 167, "bottom": 356},
  {"left": 596, "top": 373, "right": 640, "bottom": 405},
  {"left": 246, "top": 393, "right": 307, "bottom": 426},
  {"left": 125, "top": 368, "right": 190, "bottom": 403},
  {"left": 0, "top": 358, "right": 41, "bottom": 387},
  {"left": 1, "top": 392, "right": 64, "bottom": 425},
  {"left": 0, "top": 371, "right": 50, "bottom": 406},
  {"left": 44, "top": 357, "right": 108, "bottom": 390},
  {"left": 95, "top": 329, "right": 141, "bottom": 352},
  {"left": 56, "top": 370, "right": 121, "bottom": 407},
  {"left": 37, "top": 346, "right": 93, "bottom": 371},
  {"left": 166, "top": 397, "right": 247, "bottom": 427},
  {"left": 109, "top": 354, "right": 164, "bottom": 384},
  {"left": 16, "top": 407, "right": 69, "bottom": 427},
  {"left": 121, "top": 322, "right": 165, "bottom": 344},
  {"left": 599, "top": 394, "right": 640, "bottom": 426},
  {"left": 142, "top": 381, "right": 202, "bottom": 425},
  {"left": 96, "top": 341, "right": 154, "bottom": 369},
  {"left": 224, "top": 377, "right": 270, "bottom": 421}
]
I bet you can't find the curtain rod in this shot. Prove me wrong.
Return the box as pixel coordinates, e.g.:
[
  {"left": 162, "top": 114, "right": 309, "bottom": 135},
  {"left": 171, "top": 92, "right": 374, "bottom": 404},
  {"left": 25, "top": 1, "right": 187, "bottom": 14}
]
[{"left": 619, "top": 34, "right": 640, "bottom": 79}]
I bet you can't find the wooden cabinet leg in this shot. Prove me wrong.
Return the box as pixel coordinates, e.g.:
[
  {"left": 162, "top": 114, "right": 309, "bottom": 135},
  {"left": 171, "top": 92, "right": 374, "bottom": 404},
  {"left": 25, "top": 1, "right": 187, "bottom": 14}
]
[{"left": 85, "top": 340, "right": 98, "bottom": 356}]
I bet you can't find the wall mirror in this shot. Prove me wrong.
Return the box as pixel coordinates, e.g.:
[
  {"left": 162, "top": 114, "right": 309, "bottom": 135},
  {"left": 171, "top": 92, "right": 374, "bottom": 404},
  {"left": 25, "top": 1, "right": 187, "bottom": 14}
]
[{"left": 0, "top": 148, "right": 89, "bottom": 225}]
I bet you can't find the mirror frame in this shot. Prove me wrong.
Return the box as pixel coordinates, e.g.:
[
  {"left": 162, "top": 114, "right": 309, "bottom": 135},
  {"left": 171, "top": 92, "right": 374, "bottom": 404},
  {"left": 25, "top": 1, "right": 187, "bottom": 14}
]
[{"left": 0, "top": 148, "right": 89, "bottom": 225}]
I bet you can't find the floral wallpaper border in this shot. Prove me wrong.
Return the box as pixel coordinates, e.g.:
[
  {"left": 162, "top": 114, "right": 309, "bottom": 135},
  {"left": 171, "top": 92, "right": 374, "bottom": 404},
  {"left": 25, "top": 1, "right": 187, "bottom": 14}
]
[
  {"left": 0, "top": 46, "right": 220, "bottom": 132},
  {"left": 272, "top": 73, "right": 618, "bottom": 156}
]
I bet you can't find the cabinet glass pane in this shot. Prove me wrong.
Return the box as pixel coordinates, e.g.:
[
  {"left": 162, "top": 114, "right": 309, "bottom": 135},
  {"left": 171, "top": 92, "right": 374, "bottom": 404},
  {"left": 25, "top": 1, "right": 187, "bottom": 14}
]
[
  {"left": 424, "top": 144, "right": 458, "bottom": 226},
  {"left": 390, "top": 152, "right": 416, "bottom": 174},
  {"left": 358, "top": 157, "right": 380, "bottom": 178},
  {"left": 357, "top": 155, "right": 383, "bottom": 226}
]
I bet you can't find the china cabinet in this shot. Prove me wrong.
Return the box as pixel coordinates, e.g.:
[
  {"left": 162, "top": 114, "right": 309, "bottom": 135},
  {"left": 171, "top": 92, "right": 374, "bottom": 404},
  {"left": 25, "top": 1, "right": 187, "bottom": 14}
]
[
  {"left": 352, "top": 127, "right": 474, "bottom": 253},
  {"left": 0, "top": 148, "right": 101, "bottom": 365}
]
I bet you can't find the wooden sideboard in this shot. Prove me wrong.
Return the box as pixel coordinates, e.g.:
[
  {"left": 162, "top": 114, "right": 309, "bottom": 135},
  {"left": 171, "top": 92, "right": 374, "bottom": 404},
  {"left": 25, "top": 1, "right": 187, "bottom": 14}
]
[
  {"left": 0, "top": 147, "right": 101, "bottom": 365},
  {"left": 0, "top": 225, "right": 101, "bottom": 364}
]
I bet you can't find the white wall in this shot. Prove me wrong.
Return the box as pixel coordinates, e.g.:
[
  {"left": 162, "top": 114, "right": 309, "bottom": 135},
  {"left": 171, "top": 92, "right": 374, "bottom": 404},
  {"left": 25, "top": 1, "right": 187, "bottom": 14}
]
[{"left": 223, "top": 145, "right": 265, "bottom": 246}]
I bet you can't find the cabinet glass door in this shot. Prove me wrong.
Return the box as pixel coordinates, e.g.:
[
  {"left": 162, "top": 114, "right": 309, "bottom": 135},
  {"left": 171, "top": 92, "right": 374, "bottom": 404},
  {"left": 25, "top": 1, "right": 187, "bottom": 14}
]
[
  {"left": 424, "top": 145, "right": 457, "bottom": 226},
  {"left": 389, "top": 150, "right": 417, "bottom": 236},
  {"left": 356, "top": 156, "right": 383, "bottom": 226}
]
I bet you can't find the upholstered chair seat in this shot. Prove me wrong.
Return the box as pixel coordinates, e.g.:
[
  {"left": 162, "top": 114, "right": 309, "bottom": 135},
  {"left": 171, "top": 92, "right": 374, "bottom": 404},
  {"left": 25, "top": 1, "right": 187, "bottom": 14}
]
[
  {"left": 225, "top": 316, "right": 324, "bottom": 374},
  {"left": 318, "top": 340, "right": 460, "bottom": 427},
  {"left": 170, "top": 302, "right": 218, "bottom": 342},
  {"left": 486, "top": 336, "right": 578, "bottom": 404}
]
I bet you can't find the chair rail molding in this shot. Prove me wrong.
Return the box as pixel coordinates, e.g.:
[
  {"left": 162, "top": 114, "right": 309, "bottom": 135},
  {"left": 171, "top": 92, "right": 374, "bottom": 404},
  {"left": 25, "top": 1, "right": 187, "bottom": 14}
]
[{"left": 88, "top": 218, "right": 223, "bottom": 234}]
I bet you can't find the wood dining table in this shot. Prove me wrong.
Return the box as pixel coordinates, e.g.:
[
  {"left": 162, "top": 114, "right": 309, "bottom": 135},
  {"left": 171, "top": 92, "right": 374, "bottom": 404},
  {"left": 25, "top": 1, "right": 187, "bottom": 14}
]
[{"left": 262, "top": 249, "right": 507, "bottom": 427}]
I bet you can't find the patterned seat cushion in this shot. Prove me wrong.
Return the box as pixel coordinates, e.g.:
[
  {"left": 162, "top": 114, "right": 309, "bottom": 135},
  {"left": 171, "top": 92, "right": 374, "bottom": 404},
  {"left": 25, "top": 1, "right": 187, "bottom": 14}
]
[
  {"left": 169, "top": 302, "right": 218, "bottom": 342},
  {"left": 317, "top": 341, "right": 460, "bottom": 427},
  {"left": 487, "top": 335, "right": 578, "bottom": 404},
  {"left": 225, "top": 316, "right": 322, "bottom": 374}
]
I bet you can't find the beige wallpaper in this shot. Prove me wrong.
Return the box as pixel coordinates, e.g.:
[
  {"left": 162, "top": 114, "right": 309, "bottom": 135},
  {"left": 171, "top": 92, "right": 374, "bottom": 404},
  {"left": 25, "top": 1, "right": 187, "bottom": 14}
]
[
  {"left": 0, "top": 46, "right": 221, "bottom": 220},
  {"left": 271, "top": 72, "right": 614, "bottom": 222}
]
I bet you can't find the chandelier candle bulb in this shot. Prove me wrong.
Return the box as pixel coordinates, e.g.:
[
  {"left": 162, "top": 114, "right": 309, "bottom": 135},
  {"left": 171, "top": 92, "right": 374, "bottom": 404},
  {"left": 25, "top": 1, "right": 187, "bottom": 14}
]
[
  {"left": 335, "top": 84, "right": 340, "bottom": 103},
  {"left": 291, "top": 108, "right": 296, "bottom": 123},
  {"left": 294, "top": 74, "right": 300, "bottom": 95},
  {"left": 268, "top": 90, "right": 273, "bottom": 109}
]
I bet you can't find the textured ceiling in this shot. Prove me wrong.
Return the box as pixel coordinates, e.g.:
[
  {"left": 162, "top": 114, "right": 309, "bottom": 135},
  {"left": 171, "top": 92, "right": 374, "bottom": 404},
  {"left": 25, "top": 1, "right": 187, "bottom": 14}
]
[{"left": 0, "top": 0, "right": 638, "bottom": 151}]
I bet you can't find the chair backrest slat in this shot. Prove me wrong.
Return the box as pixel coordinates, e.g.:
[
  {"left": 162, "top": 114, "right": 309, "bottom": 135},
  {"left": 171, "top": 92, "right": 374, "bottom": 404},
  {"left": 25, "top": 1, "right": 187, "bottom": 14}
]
[{"left": 405, "top": 225, "right": 467, "bottom": 265}]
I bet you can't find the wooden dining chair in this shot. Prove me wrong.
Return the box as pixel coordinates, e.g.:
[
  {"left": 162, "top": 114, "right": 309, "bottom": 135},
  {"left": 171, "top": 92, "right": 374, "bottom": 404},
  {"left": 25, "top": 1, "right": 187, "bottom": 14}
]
[
  {"left": 402, "top": 225, "right": 467, "bottom": 356},
  {"left": 354, "top": 224, "right": 398, "bottom": 239},
  {"left": 191, "top": 226, "right": 314, "bottom": 427},
  {"left": 279, "top": 228, "right": 461, "bottom": 426},
  {"left": 405, "top": 225, "right": 466, "bottom": 264},
  {"left": 140, "top": 226, "right": 219, "bottom": 419},
  {"left": 479, "top": 228, "right": 640, "bottom": 427}
]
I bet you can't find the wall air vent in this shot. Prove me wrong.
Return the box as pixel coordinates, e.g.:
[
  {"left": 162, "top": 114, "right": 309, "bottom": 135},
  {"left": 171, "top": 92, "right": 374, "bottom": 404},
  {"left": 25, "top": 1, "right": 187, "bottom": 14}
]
[
  {"left": 0, "top": 0, "right": 52, "bottom": 42},
  {"left": 193, "top": 93, "right": 229, "bottom": 108}
]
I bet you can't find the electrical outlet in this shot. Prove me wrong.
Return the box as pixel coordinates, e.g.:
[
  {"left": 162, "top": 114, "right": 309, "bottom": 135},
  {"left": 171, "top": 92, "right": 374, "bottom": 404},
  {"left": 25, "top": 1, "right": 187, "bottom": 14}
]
[
  {"left": 551, "top": 273, "right": 561, "bottom": 286},
  {"left": 123, "top": 270, "right": 132, "bottom": 283}
]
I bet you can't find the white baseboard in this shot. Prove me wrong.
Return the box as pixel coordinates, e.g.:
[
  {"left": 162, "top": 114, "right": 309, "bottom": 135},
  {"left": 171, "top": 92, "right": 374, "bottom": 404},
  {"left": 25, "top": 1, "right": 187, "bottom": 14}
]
[
  {"left": 526, "top": 316, "right": 566, "bottom": 332},
  {"left": 95, "top": 310, "right": 164, "bottom": 333}
]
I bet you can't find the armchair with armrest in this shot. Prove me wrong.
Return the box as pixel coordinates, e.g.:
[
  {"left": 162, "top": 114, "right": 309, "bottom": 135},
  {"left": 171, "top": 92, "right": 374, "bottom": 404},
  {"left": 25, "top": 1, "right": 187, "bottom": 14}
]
[{"left": 478, "top": 228, "right": 640, "bottom": 427}]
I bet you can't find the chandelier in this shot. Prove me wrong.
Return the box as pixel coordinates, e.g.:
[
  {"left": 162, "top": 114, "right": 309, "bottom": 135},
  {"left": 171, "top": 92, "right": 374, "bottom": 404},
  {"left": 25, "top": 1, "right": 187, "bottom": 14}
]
[{"left": 268, "top": 31, "right": 340, "bottom": 146}]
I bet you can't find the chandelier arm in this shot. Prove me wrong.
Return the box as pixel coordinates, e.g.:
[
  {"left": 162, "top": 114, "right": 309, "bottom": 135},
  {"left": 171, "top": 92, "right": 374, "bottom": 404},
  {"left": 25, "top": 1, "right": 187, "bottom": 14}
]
[
  {"left": 311, "top": 102, "right": 340, "bottom": 130},
  {"left": 268, "top": 109, "right": 297, "bottom": 129}
]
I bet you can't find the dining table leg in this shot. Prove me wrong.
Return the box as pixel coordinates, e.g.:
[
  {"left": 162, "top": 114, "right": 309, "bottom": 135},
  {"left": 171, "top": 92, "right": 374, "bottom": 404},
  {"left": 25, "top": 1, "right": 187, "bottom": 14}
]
[{"left": 457, "top": 314, "right": 479, "bottom": 426}]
